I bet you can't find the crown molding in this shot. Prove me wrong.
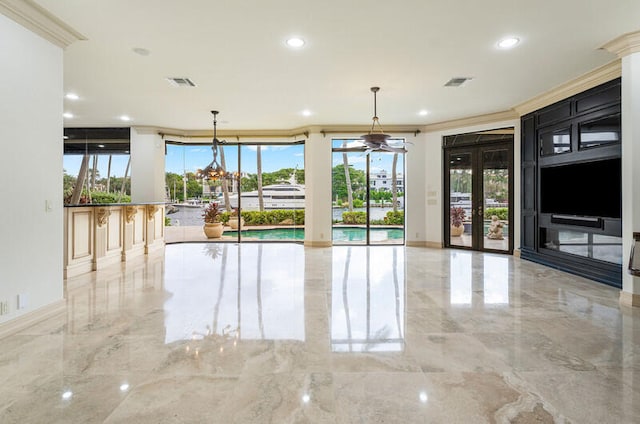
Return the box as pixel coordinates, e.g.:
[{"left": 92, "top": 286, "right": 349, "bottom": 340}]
[
  {"left": 0, "top": 0, "right": 86, "bottom": 48},
  {"left": 513, "top": 60, "right": 621, "bottom": 116},
  {"left": 421, "top": 110, "right": 518, "bottom": 133},
  {"left": 601, "top": 30, "right": 640, "bottom": 58}
]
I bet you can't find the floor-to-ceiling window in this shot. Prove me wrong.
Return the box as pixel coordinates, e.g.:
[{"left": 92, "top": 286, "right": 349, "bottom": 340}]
[
  {"left": 164, "top": 140, "right": 304, "bottom": 243},
  {"left": 63, "top": 128, "right": 132, "bottom": 205},
  {"left": 331, "top": 139, "right": 405, "bottom": 245}
]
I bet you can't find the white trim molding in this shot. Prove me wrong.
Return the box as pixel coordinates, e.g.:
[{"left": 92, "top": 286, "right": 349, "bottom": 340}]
[
  {"left": 620, "top": 291, "right": 640, "bottom": 308},
  {"left": 602, "top": 30, "right": 640, "bottom": 58},
  {"left": 0, "top": 0, "right": 86, "bottom": 48},
  {"left": 513, "top": 60, "right": 622, "bottom": 116},
  {"left": 0, "top": 300, "right": 66, "bottom": 340}
]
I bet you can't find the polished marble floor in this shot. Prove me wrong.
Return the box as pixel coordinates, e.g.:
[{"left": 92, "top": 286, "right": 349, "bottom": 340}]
[{"left": 1, "top": 243, "right": 640, "bottom": 423}]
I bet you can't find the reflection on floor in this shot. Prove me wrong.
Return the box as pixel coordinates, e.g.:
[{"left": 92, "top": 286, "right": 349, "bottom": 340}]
[{"left": 1, "top": 244, "right": 639, "bottom": 423}]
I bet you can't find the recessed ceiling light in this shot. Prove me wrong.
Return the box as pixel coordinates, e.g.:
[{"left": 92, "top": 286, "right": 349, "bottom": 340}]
[
  {"left": 98, "top": 144, "right": 105, "bottom": 148},
  {"left": 286, "top": 37, "right": 305, "bottom": 48},
  {"left": 119, "top": 383, "right": 130, "bottom": 392},
  {"left": 120, "top": 115, "right": 131, "bottom": 122},
  {"left": 301, "top": 109, "right": 312, "bottom": 117},
  {"left": 497, "top": 37, "right": 520, "bottom": 49},
  {"left": 65, "top": 93, "right": 79, "bottom": 100},
  {"left": 418, "top": 110, "right": 429, "bottom": 116},
  {"left": 61, "top": 391, "right": 73, "bottom": 400},
  {"left": 63, "top": 112, "right": 73, "bottom": 118}
]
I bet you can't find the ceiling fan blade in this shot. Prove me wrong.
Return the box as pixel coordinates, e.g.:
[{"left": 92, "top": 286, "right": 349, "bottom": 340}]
[{"left": 380, "top": 145, "right": 407, "bottom": 153}]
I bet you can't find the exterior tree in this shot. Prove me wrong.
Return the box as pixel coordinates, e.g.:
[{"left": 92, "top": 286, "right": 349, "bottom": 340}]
[
  {"left": 257, "top": 145, "right": 264, "bottom": 211},
  {"left": 219, "top": 145, "right": 231, "bottom": 212},
  {"left": 342, "top": 141, "right": 354, "bottom": 211},
  {"left": 332, "top": 165, "right": 365, "bottom": 204},
  {"left": 392, "top": 153, "right": 398, "bottom": 212},
  {"left": 70, "top": 153, "right": 90, "bottom": 204}
]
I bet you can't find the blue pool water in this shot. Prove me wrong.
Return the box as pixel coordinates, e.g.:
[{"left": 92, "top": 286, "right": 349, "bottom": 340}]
[{"left": 224, "top": 227, "right": 405, "bottom": 242}]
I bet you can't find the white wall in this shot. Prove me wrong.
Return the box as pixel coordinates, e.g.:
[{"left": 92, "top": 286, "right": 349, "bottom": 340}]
[
  {"left": 0, "top": 14, "right": 63, "bottom": 323},
  {"left": 304, "top": 132, "right": 332, "bottom": 245},
  {"left": 422, "top": 119, "right": 521, "bottom": 248},
  {"left": 130, "top": 128, "right": 166, "bottom": 202}
]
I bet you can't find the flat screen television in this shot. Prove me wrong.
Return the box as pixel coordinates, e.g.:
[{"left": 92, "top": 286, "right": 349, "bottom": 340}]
[{"left": 540, "top": 158, "right": 621, "bottom": 218}]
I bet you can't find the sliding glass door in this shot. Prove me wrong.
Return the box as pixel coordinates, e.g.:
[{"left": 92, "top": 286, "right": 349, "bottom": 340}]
[{"left": 332, "top": 139, "right": 405, "bottom": 245}]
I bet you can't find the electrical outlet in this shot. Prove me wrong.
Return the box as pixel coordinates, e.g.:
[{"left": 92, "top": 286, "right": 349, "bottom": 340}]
[{"left": 0, "top": 301, "right": 9, "bottom": 315}]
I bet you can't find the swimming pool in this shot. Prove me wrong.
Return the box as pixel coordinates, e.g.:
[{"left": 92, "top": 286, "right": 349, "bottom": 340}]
[{"left": 223, "top": 227, "right": 405, "bottom": 242}]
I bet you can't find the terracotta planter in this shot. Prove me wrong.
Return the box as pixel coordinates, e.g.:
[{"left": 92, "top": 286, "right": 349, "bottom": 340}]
[
  {"left": 203, "top": 222, "right": 224, "bottom": 238},
  {"left": 228, "top": 217, "right": 244, "bottom": 230},
  {"left": 450, "top": 224, "right": 464, "bottom": 237}
]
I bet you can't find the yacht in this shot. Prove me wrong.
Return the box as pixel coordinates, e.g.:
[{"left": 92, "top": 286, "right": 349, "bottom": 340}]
[{"left": 225, "top": 183, "right": 305, "bottom": 210}]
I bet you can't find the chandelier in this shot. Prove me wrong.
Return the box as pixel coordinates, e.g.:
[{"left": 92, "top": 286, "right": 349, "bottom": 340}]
[{"left": 197, "top": 110, "right": 236, "bottom": 181}]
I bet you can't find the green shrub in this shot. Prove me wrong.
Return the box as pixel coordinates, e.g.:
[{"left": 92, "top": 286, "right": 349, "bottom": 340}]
[
  {"left": 352, "top": 199, "right": 364, "bottom": 208},
  {"left": 484, "top": 207, "right": 508, "bottom": 220},
  {"left": 164, "top": 216, "right": 171, "bottom": 226},
  {"left": 222, "top": 209, "right": 305, "bottom": 226},
  {"left": 342, "top": 211, "right": 366, "bottom": 224},
  {"left": 383, "top": 211, "right": 404, "bottom": 225},
  {"left": 89, "top": 192, "right": 131, "bottom": 204}
]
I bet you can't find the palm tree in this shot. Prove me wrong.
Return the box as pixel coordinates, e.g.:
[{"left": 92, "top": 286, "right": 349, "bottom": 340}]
[
  {"left": 90, "top": 155, "right": 98, "bottom": 190},
  {"left": 219, "top": 145, "right": 231, "bottom": 212},
  {"left": 106, "top": 155, "right": 112, "bottom": 192},
  {"left": 117, "top": 157, "right": 131, "bottom": 202},
  {"left": 342, "top": 141, "right": 354, "bottom": 211},
  {"left": 70, "top": 153, "right": 90, "bottom": 204},
  {"left": 257, "top": 145, "right": 264, "bottom": 211},
  {"left": 392, "top": 153, "right": 398, "bottom": 212}
]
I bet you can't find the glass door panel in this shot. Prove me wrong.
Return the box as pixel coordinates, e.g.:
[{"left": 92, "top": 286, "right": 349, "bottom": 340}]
[
  {"left": 332, "top": 150, "right": 368, "bottom": 245},
  {"left": 239, "top": 144, "right": 305, "bottom": 242},
  {"left": 369, "top": 151, "right": 404, "bottom": 245},
  {"left": 444, "top": 138, "right": 513, "bottom": 254},
  {"left": 448, "top": 152, "right": 473, "bottom": 248},
  {"left": 481, "top": 149, "right": 510, "bottom": 252}
]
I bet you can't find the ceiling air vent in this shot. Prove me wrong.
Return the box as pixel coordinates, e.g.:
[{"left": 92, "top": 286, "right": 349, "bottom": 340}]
[
  {"left": 444, "top": 77, "right": 472, "bottom": 87},
  {"left": 166, "top": 77, "right": 197, "bottom": 87}
]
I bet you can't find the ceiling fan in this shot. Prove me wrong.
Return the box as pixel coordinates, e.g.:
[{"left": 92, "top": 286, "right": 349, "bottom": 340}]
[{"left": 360, "top": 87, "right": 407, "bottom": 153}]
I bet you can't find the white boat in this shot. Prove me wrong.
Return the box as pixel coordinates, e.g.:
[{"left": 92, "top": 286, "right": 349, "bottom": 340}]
[{"left": 226, "top": 183, "right": 305, "bottom": 210}]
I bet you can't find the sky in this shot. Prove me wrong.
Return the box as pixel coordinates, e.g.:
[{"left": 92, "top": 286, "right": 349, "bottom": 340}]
[{"left": 63, "top": 139, "right": 404, "bottom": 178}]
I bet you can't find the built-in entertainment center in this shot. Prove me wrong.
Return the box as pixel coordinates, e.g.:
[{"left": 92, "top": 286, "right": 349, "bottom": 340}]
[{"left": 521, "top": 78, "right": 622, "bottom": 287}]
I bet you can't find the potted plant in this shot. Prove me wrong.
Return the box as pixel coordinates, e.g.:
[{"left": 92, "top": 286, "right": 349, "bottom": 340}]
[
  {"left": 228, "top": 207, "right": 244, "bottom": 230},
  {"left": 450, "top": 207, "right": 466, "bottom": 237},
  {"left": 202, "top": 202, "right": 224, "bottom": 238}
]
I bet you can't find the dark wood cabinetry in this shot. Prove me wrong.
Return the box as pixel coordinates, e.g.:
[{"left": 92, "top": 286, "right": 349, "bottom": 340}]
[{"left": 520, "top": 78, "right": 622, "bottom": 287}]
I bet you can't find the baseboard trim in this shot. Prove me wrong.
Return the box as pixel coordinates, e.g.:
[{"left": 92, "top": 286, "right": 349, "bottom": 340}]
[
  {"left": 0, "top": 300, "right": 66, "bottom": 340},
  {"left": 304, "top": 241, "right": 332, "bottom": 247},
  {"left": 620, "top": 291, "right": 640, "bottom": 308},
  {"left": 406, "top": 241, "right": 428, "bottom": 247},
  {"left": 424, "top": 241, "right": 443, "bottom": 249},
  {"left": 513, "top": 249, "right": 521, "bottom": 258}
]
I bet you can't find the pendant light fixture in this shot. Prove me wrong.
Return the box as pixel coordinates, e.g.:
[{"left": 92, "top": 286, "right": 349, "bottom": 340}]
[
  {"left": 360, "top": 87, "right": 406, "bottom": 153},
  {"left": 197, "top": 110, "right": 231, "bottom": 181}
]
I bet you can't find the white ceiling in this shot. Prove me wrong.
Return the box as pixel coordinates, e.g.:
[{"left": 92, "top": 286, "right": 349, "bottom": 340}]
[{"left": 33, "top": 0, "right": 640, "bottom": 131}]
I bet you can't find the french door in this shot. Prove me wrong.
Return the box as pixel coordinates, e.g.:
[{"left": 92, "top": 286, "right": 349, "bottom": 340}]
[{"left": 444, "top": 141, "right": 513, "bottom": 253}]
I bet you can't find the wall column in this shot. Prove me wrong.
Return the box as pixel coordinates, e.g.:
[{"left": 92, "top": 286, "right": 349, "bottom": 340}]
[
  {"left": 603, "top": 32, "right": 640, "bottom": 306},
  {"left": 130, "top": 127, "right": 166, "bottom": 202},
  {"left": 304, "top": 132, "right": 332, "bottom": 247},
  {"left": 405, "top": 132, "right": 428, "bottom": 247}
]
